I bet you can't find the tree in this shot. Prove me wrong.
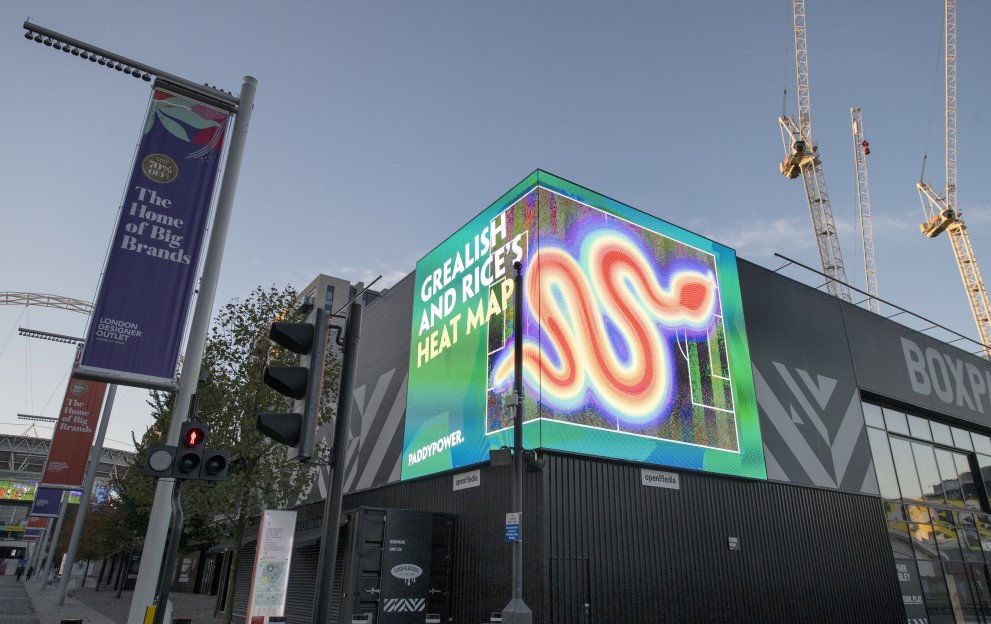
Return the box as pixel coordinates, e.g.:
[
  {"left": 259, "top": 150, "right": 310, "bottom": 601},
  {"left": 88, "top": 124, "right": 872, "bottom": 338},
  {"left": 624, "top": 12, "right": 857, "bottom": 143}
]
[
  {"left": 178, "top": 284, "right": 339, "bottom": 624},
  {"left": 82, "top": 284, "right": 338, "bottom": 619}
]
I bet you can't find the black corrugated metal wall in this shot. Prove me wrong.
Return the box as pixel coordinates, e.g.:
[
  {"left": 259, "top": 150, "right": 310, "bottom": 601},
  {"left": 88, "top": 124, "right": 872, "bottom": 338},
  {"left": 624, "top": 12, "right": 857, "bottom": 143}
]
[
  {"left": 343, "top": 463, "right": 543, "bottom": 624},
  {"left": 234, "top": 453, "right": 903, "bottom": 623},
  {"left": 344, "top": 453, "right": 904, "bottom": 623},
  {"left": 544, "top": 453, "right": 903, "bottom": 623}
]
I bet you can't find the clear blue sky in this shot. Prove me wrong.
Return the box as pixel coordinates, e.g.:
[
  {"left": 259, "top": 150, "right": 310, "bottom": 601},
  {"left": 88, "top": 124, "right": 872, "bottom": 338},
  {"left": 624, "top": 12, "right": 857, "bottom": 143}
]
[{"left": 1, "top": 0, "right": 989, "bottom": 450}]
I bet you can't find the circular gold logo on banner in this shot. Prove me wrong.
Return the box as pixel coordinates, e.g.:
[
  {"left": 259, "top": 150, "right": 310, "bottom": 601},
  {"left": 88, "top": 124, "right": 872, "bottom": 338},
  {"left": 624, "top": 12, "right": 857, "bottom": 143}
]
[
  {"left": 70, "top": 380, "right": 88, "bottom": 395},
  {"left": 142, "top": 153, "right": 179, "bottom": 184}
]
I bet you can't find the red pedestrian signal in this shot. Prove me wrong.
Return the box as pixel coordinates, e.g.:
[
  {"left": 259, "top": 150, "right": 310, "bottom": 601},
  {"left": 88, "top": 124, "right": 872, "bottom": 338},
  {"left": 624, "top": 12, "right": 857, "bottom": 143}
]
[
  {"left": 175, "top": 422, "right": 207, "bottom": 479},
  {"left": 183, "top": 426, "right": 205, "bottom": 448}
]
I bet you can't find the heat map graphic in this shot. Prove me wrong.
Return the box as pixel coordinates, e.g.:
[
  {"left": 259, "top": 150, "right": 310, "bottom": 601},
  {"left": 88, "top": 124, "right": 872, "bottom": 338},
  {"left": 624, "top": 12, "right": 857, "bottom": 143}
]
[
  {"left": 404, "top": 171, "right": 765, "bottom": 481},
  {"left": 486, "top": 195, "right": 740, "bottom": 451}
]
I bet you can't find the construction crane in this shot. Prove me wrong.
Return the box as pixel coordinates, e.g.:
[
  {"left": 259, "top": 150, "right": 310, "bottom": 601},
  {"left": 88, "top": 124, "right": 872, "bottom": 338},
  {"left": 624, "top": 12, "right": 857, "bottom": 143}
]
[
  {"left": 850, "top": 108, "right": 879, "bottom": 313},
  {"left": 916, "top": 0, "right": 991, "bottom": 357},
  {"left": 778, "top": 0, "right": 852, "bottom": 302}
]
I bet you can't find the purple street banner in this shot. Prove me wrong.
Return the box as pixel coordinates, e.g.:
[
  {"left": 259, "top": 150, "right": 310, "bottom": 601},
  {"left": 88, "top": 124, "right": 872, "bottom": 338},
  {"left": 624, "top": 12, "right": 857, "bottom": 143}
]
[
  {"left": 77, "top": 87, "right": 231, "bottom": 389},
  {"left": 31, "top": 487, "right": 82, "bottom": 518},
  {"left": 31, "top": 487, "right": 66, "bottom": 518}
]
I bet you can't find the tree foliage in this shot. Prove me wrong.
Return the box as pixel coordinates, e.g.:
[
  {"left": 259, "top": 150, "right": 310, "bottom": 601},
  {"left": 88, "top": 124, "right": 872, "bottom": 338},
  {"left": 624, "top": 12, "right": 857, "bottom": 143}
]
[
  {"left": 187, "top": 283, "right": 339, "bottom": 623},
  {"left": 79, "top": 283, "right": 340, "bottom": 623}
]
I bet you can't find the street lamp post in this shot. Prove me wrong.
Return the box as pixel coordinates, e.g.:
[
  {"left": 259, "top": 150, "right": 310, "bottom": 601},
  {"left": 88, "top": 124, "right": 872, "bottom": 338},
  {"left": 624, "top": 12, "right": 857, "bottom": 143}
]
[
  {"left": 502, "top": 261, "right": 532, "bottom": 624},
  {"left": 22, "top": 22, "right": 256, "bottom": 624}
]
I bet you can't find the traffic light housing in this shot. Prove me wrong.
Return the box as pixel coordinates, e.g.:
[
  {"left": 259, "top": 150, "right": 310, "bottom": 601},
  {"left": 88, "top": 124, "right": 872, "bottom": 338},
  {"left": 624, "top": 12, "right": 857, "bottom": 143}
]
[
  {"left": 174, "top": 422, "right": 207, "bottom": 479},
  {"left": 141, "top": 423, "right": 229, "bottom": 482},
  {"left": 143, "top": 444, "right": 177, "bottom": 478},
  {"left": 257, "top": 305, "right": 328, "bottom": 462},
  {"left": 200, "top": 449, "right": 229, "bottom": 481}
]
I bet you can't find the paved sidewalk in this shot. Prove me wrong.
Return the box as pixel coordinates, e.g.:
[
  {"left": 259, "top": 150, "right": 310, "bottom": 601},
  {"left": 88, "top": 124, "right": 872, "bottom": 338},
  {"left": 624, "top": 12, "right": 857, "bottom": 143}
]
[
  {"left": 6, "top": 575, "right": 226, "bottom": 624},
  {"left": 0, "top": 575, "right": 40, "bottom": 624}
]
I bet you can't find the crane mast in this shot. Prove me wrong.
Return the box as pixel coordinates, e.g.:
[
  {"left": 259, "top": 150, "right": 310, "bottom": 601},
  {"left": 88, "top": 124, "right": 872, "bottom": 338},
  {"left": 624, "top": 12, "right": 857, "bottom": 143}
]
[
  {"left": 850, "top": 108, "right": 879, "bottom": 313},
  {"left": 778, "top": 0, "right": 851, "bottom": 301},
  {"left": 917, "top": 0, "right": 991, "bottom": 357}
]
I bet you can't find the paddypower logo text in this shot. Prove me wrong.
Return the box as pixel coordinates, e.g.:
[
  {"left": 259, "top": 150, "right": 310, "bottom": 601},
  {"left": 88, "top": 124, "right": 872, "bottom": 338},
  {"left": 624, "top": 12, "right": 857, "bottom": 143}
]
[{"left": 407, "top": 430, "right": 464, "bottom": 466}]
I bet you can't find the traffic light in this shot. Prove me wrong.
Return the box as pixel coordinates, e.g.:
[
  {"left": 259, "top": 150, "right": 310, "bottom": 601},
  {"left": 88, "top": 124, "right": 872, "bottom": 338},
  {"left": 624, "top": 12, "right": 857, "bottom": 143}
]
[
  {"left": 141, "top": 423, "right": 229, "bottom": 482},
  {"left": 200, "top": 449, "right": 229, "bottom": 481},
  {"left": 143, "top": 444, "right": 176, "bottom": 478},
  {"left": 257, "top": 305, "right": 328, "bottom": 462},
  {"left": 174, "top": 422, "right": 207, "bottom": 479}
]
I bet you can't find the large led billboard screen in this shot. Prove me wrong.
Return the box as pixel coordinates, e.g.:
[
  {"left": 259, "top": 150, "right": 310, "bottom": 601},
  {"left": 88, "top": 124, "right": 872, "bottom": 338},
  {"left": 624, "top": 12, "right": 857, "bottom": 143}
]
[{"left": 404, "top": 171, "right": 765, "bottom": 480}]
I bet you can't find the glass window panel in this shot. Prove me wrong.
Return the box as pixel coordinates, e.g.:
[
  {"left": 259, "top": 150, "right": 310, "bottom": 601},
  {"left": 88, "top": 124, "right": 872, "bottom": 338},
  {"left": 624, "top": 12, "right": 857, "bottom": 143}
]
[
  {"left": 891, "top": 437, "right": 924, "bottom": 501},
  {"left": 914, "top": 442, "right": 947, "bottom": 506},
  {"left": 894, "top": 559, "right": 930, "bottom": 622},
  {"left": 978, "top": 516, "right": 991, "bottom": 564},
  {"left": 907, "top": 504, "right": 934, "bottom": 524},
  {"left": 933, "top": 509, "right": 955, "bottom": 526},
  {"left": 868, "top": 428, "right": 902, "bottom": 500},
  {"left": 936, "top": 526, "right": 964, "bottom": 561},
  {"left": 936, "top": 448, "right": 965, "bottom": 508},
  {"left": 889, "top": 520, "right": 915, "bottom": 559},
  {"left": 884, "top": 407, "right": 910, "bottom": 435},
  {"left": 943, "top": 561, "right": 979, "bottom": 622},
  {"left": 955, "top": 453, "right": 982, "bottom": 511},
  {"left": 971, "top": 564, "right": 991, "bottom": 619},
  {"left": 974, "top": 435, "right": 991, "bottom": 456},
  {"left": 918, "top": 561, "right": 954, "bottom": 624},
  {"left": 932, "top": 422, "right": 955, "bottom": 446},
  {"left": 908, "top": 415, "right": 933, "bottom": 441},
  {"left": 912, "top": 523, "right": 941, "bottom": 560},
  {"left": 953, "top": 428, "right": 975, "bottom": 451},
  {"left": 862, "top": 402, "right": 885, "bottom": 429},
  {"left": 979, "top": 455, "right": 991, "bottom": 508},
  {"left": 885, "top": 501, "right": 906, "bottom": 521},
  {"left": 958, "top": 513, "right": 984, "bottom": 562}
]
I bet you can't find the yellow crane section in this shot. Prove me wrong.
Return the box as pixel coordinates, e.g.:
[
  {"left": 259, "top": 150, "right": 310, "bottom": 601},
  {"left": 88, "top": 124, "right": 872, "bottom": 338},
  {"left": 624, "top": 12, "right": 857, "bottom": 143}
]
[
  {"left": 778, "top": 0, "right": 851, "bottom": 302},
  {"left": 917, "top": 0, "right": 991, "bottom": 357}
]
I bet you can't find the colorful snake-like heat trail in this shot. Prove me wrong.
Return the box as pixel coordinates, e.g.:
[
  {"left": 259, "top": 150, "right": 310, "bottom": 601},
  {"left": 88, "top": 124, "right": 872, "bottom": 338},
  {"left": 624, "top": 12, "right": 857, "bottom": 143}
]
[{"left": 490, "top": 226, "right": 718, "bottom": 429}]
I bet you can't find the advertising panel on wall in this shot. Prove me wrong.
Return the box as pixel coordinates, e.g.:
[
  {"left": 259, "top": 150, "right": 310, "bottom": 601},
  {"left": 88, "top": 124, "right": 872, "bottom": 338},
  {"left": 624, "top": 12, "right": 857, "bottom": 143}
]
[
  {"left": 403, "top": 170, "right": 764, "bottom": 480},
  {"left": 76, "top": 86, "right": 231, "bottom": 390}
]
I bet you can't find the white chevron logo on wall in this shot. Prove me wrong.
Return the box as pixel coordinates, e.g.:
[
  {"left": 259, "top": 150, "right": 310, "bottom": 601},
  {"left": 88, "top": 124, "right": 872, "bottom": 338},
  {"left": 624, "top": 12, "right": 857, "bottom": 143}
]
[
  {"left": 383, "top": 598, "right": 426, "bottom": 612},
  {"left": 754, "top": 361, "right": 878, "bottom": 494}
]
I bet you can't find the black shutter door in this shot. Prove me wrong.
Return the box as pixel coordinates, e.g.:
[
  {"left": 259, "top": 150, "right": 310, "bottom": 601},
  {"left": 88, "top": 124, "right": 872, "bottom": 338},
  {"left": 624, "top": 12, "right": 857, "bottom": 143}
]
[
  {"left": 231, "top": 543, "right": 256, "bottom": 622},
  {"left": 284, "top": 544, "right": 320, "bottom": 624}
]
